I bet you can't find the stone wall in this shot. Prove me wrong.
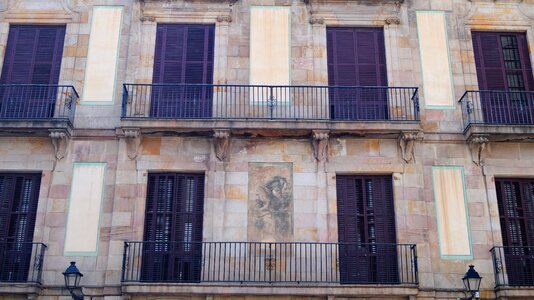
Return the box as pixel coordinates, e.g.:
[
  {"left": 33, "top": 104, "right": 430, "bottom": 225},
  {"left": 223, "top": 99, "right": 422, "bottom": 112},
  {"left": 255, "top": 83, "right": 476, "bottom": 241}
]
[{"left": 0, "top": 0, "right": 533, "bottom": 299}]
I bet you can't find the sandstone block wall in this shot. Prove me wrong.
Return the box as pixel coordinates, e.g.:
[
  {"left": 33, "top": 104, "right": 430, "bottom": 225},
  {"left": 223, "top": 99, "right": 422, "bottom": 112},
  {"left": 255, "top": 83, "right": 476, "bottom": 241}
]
[{"left": 0, "top": 0, "right": 533, "bottom": 299}]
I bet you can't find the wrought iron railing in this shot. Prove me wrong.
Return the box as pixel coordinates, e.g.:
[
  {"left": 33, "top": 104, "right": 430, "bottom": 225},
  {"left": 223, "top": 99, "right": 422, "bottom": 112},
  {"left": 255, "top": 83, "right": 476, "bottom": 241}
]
[
  {"left": 0, "top": 84, "right": 78, "bottom": 124},
  {"left": 491, "top": 246, "right": 534, "bottom": 287},
  {"left": 122, "top": 84, "right": 419, "bottom": 121},
  {"left": 122, "top": 241, "right": 418, "bottom": 285},
  {"left": 459, "top": 90, "right": 534, "bottom": 129},
  {"left": 0, "top": 242, "right": 47, "bottom": 284}
]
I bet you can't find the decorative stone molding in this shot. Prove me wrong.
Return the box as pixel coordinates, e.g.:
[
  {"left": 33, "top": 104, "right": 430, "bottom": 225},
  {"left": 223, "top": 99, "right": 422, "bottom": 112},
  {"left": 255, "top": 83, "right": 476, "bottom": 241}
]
[
  {"left": 140, "top": 15, "right": 156, "bottom": 22},
  {"left": 468, "top": 135, "right": 489, "bottom": 166},
  {"left": 213, "top": 129, "right": 231, "bottom": 162},
  {"left": 305, "top": 0, "right": 402, "bottom": 26},
  {"left": 216, "top": 14, "right": 233, "bottom": 23},
  {"left": 385, "top": 17, "right": 401, "bottom": 25},
  {"left": 463, "top": 0, "right": 531, "bottom": 27},
  {"left": 398, "top": 131, "right": 422, "bottom": 164},
  {"left": 1, "top": 0, "right": 80, "bottom": 23},
  {"left": 312, "top": 130, "right": 330, "bottom": 162},
  {"left": 309, "top": 16, "right": 324, "bottom": 25},
  {"left": 123, "top": 128, "right": 143, "bottom": 160},
  {"left": 140, "top": 0, "right": 233, "bottom": 23},
  {"left": 49, "top": 129, "right": 70, "bottom": 161}
]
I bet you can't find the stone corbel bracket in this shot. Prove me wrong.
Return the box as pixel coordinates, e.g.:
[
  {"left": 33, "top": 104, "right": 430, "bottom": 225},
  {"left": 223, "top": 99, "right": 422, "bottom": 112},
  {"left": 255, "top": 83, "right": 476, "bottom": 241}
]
[
  {"left": 216, "top": 14, "right": 233, "bottom": 23},
  {"left": 122, "top": 128, "right": 143, "bottom": 160},
  {"left": 309, "top": 16, "right": 324, "bottom": 25},
  {"left": 49, "top": 129, "right": 70, "bottom": 161},
  {"left": 385, "top": 17, "right": 401, "bottom": 25},
  {"left": 213, "top": 129, "right": 231, "bottom": 162},
  {"left": 468, "top": 135, "right": 489, "bottom": 166},
  {"left": 398, "top": 131, "right": 423, "bottom": 163},
  {"left": 312, "top": 130, "right": 330, "bottom": 162}
]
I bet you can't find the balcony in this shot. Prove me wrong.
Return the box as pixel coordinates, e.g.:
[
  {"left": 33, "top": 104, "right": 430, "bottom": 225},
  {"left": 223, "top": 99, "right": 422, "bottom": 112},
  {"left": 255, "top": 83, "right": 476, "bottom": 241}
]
[
  {"left": 121, "top": 241, "right": 418, "bottom": 297},
  {"left": 120, "top": 84, "right": 420, "bottom": 137},
  {"left": 492, "top": 246, "right": 534, "bottom": 287},
  {"left": 0, "top": 242, "right": 46, "bottom": 295},
  {"left": 0, "top": 84, "right": 78, "bottom": 136},
  {"left": 459, "top": 90, "right": 534, "bottom": 141},
  {"left": 491, "top": 246, "right": 534, "bottom": 298}
]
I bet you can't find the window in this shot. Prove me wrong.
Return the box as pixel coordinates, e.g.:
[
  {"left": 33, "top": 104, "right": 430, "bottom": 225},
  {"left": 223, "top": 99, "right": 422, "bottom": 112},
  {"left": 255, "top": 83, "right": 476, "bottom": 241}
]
[
  {"left": 0, "top": 25, "right": 65, "bottom": 118},
  {"left": 472, "top": 31, "right": 534, "bottom": 124},
  {"left": 0, "top": 173, "right": 41, "bottom": 281},
  {"left": 495, "top": 178, "right": 534, "bottom": 285},
  {"left": 150, "top": 24, "right": 215, "bottom": 118},
  {"left": 326, "top": 27, "right": 388, "bottom": 120},
  {"left": 336, "top": 175, "right": 397, "bottom": 284},
  {"left": 142, "top": 173, "right": 205, "bottom": 282}
]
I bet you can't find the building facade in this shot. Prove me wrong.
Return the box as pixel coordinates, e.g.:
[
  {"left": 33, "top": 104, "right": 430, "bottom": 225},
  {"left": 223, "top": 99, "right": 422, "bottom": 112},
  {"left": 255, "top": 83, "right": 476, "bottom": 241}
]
[{"left": 0, "top": 0, "right": 533, "bottom": 299}]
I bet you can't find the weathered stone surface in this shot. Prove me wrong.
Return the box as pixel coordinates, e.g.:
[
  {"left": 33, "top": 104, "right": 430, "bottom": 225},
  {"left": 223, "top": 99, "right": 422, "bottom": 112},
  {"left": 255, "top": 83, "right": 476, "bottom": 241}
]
[{"left": 0, "top": 0, "right": 533, "bottom": 299}]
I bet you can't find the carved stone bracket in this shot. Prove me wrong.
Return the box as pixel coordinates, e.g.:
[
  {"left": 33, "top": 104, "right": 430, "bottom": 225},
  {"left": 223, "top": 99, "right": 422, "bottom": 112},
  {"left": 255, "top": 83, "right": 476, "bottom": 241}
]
[
  {"left": 216, "top": 15, "right": 233, "bottom": 23},
  {"left": 309, "top": 16, "right": 324, "bottom": 25},
  {"left": 468, "top": 135, "right": 489, "bottom": 166},
  {"left": 49, "top": 129, "right": 70, "bottom": 161},
  {"left": 213, "top": 129, "right": 231, "bottom": 162},
  {"left": 385, "top": 17, "right": 401, "bottom": 25},
  {"left": 140, "top": 15, "right": 156, "bottom": 22},
  {"left": 123, "top": 128, "right": 142, "bottom": 160},
  {"left": 398, "top": 131, "right": 422, "bottom": 163},
  {"left": 312, "top": 130, "right": 330, "bottom": 162}
]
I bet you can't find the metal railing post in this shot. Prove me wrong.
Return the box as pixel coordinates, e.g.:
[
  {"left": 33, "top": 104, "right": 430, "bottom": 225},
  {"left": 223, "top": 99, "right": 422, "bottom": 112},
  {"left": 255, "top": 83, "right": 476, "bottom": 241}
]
[{"left": 121, "top": 242, "right": 129, "bottom": 282}]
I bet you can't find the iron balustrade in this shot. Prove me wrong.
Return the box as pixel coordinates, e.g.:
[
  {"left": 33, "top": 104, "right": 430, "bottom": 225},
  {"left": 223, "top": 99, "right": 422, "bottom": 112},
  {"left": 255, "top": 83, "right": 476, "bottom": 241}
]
[
  {"left": 0, "top": 84, "right": 78, "bottom": 124},
  {"left": 491, "top": 246, "right": 534, "bottom": 287},
  {"left": 0, "top": 242, "right": 47, "bottom": 284},
  {"left": 122, "top": 241, "right": 418, "bottom": 285},
  {"left": 459, "top": 90, "right": 534, "bottom": 129},
  {"left": 121, "top": 84, "right": 419, "bottom": 121}
]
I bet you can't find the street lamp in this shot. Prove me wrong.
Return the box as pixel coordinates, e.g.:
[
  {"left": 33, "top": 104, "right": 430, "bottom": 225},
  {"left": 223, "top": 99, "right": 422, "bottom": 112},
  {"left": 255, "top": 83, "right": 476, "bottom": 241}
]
[
  {"left": 461, "top": 265, "right": 482, "bottom": 300},
  {"left": 63, "top": 261, "right": 84, "bottom": 300}
]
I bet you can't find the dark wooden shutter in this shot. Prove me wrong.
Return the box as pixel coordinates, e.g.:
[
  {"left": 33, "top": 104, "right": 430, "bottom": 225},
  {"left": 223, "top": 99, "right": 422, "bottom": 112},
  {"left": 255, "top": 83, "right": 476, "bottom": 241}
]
[
  {"left": 495, "top": 178, "right": 534, "bottom": 286},
  {"left": 472, "top": 31, "right": 534, "bottom": 124},
  {"left": 327, "top": 27, "right": 388, "bottom": 120},
  {"left": 0, "top": 173, "right": 41, "bottom": 282},
  {"left": 142, "top": 173, "right": 205, "bottom": 282},
  {"left": 0, "top": 25, "right": 65, "bottom": 119},
  {"left": 336, "top": 175, "right": 397, "bottom": 284},
  {"left": 472, "top": 32, "right": 507, "bottom": 91},
  {"left": 151, "top": 24, "right": 214, "bottom": 118}
]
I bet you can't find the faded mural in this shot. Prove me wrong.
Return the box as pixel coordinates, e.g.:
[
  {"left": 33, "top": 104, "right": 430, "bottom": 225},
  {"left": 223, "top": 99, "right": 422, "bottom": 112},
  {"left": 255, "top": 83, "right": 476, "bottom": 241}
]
[{"left": 248, "top": 162, "right": 293, "bottom": 242}]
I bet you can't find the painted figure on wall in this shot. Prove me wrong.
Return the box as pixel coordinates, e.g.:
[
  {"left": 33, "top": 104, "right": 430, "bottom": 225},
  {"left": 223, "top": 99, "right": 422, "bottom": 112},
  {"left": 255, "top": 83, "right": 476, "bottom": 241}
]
[{"left": 248, "top": 163, "right": 293, "bottom": 242}]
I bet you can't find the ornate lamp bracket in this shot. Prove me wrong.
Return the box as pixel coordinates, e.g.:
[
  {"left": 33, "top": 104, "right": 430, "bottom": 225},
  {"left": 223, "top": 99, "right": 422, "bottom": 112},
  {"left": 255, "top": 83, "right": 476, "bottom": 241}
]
[
  {"left": 468, "top": 135, "right": 489, "bottom": 166},
  {"left": 213, "top": 129, "right": 231, "bottom": 162}
]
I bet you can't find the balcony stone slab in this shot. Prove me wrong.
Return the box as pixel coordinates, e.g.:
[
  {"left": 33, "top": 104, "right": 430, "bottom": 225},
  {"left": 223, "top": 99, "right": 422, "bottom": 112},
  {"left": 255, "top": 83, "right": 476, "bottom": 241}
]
[
  {"left": 0, "top": 119, "right": 73, "bottom": 137},
  {"left": 0, "top": 282, "right": 41, "bottom": 298},
  {"left": 464, "top": 124, "right": 534, "bottom": 143},
  {"left": 119, "top": 119, "right": 421, "bottom": 139},
  {"left": 495, "top": 286, "right": 534, "bottom": 299},
  {"left": 122, "top": 283, "right": 418, "bottom": 298}
]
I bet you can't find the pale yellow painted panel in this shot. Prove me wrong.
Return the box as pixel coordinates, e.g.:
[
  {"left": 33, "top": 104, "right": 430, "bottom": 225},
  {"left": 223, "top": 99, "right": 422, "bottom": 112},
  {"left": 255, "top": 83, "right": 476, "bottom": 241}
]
[
  {"left": 250, "top": 6, "right": 290, "bottom": 86},
  {"left": 416, "top": 11, "right": 454, "bottom": 107},
  {"left": 64, "top": 164, "right": 106, "bottom": 254},
  {"left": 433, "top": 168, "right": 471, "bottom": 257},
  {"left": 82, "top": 6, "right": 123, "bottom": 103}
]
